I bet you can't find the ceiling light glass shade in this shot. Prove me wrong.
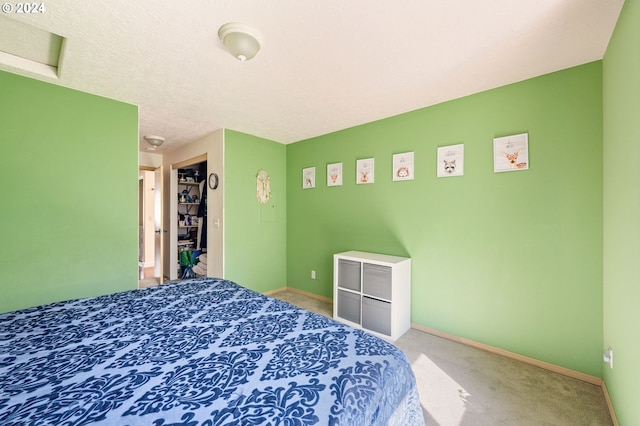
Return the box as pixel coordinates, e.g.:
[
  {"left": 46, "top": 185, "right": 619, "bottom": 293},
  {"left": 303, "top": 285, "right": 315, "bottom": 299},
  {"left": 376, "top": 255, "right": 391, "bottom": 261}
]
[
  {"left": 144, "top": 135, "right": 165, "bottom": 150},
  {"left": 218, "top": 22, "right": 262, "bottom": 61}
]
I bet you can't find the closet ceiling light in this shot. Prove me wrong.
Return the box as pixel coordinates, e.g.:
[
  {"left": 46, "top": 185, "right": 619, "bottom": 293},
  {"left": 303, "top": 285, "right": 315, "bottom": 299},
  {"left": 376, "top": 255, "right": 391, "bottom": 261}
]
[
  {"left": 144, "top": 135, "right": 165, "bottom": 151},
  {"left": 218, "top": 22, "right": 262, "bottom": 61}
]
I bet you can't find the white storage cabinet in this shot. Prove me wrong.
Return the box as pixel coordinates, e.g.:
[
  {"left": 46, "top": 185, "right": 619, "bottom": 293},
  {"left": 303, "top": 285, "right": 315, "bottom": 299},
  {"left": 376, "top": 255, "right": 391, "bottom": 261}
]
[{"left": 333, "top": 251, "right": 411, "bottom": 341}]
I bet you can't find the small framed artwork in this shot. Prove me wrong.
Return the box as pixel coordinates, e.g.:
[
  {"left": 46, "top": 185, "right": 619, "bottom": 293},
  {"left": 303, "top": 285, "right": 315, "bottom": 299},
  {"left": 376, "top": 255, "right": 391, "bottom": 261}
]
[
  {"left": 327, "top": 162, "right": 342, "bottom": 186},
  {"left": 437, "top": 144, "right": 464, "bottom": 177},
  {"left": 356, "top": 158, "right": 375, "bottom": 184},
  {"left": 494, "top": 133, "right": 529, "bottom": 172},
  {"left": 393, "top": 152, "right": 414, "bottom": 181},
  {"left": 302, "top": 167, "right": 316, "bottom": 189}
]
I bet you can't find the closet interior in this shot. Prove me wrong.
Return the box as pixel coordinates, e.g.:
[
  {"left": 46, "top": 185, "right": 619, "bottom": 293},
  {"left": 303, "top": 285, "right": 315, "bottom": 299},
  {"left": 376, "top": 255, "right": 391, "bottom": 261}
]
[{"left": 176, "top": 160, "right": 207, "bottom": 279}]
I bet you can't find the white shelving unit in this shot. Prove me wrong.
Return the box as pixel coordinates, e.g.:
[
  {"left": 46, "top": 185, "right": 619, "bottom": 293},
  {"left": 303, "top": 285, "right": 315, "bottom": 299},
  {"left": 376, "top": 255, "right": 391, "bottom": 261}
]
[{"left": 333, "top": 251, "right": 411, "bottom": 341}]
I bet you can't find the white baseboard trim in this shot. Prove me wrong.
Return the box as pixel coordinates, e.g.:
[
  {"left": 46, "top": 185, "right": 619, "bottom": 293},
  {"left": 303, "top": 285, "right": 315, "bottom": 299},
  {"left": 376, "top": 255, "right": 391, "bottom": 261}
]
[
  {"left": 266, "top": 286, "right": 333, "bottom": 304},
  {"left": 601, "top": 380, "right": 619, "bottom": 426},
  {"left": 411, "top": 323, "right": 602, "bottom": 385},
  {"left": 263, "top": 287, "right": 287, "bottom": 296}
]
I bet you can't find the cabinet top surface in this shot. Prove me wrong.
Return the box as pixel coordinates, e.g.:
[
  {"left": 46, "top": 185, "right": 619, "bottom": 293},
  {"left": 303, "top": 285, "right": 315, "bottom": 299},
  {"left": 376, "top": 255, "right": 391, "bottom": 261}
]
[{"left": 334, "top": 251, "right": 410, "bottom": 264}]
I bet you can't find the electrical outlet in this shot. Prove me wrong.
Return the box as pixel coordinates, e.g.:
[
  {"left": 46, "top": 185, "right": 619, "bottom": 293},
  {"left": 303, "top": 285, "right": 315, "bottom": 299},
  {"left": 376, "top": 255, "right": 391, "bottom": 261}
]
[
  {"left": 311, "top": 270, "right": 317, "bottom": 280},
  {"left": 603, "top": 347, "right": 613, "bottom": 369}
]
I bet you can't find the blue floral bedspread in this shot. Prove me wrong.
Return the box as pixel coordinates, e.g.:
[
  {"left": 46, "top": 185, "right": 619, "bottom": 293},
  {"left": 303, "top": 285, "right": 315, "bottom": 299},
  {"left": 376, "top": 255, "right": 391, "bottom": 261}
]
[{"left": 0, "top": 278, "right": 424, "bottom": 425}]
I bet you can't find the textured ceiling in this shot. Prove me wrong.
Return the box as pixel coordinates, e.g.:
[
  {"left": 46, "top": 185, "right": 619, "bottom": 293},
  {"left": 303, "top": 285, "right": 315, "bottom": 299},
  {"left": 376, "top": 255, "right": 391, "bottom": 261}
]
[{"left": 0, "top": 0, "right": 624, "bottom": 152}]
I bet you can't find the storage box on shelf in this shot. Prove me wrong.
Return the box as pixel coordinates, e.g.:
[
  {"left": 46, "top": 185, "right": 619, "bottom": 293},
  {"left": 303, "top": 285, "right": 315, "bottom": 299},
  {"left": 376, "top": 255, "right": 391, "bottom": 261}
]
[{"left": 333, "top": 251, "right": 411, "bottom": 341}]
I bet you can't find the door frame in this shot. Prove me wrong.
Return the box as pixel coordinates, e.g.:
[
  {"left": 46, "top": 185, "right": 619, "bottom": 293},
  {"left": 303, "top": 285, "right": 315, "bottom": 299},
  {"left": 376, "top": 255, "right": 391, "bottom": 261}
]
[
  {"left": 139, "top": 165, "right": 164, "bottom": 284},
  {"left": 170, "top": 154, "right": 207, "bottom": 281}
]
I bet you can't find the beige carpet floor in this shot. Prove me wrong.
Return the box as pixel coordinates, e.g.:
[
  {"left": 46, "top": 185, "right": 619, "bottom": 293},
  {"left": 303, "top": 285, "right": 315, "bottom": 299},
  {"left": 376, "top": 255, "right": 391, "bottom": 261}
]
[{"left": 271, "top": 290, "right": 613, "bottom": 426}]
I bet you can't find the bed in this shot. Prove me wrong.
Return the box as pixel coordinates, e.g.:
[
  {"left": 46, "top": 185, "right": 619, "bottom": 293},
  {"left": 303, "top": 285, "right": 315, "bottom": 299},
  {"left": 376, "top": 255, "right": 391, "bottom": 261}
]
[{"left": 0, "top": 278, "right": 424, "bottom": 425}]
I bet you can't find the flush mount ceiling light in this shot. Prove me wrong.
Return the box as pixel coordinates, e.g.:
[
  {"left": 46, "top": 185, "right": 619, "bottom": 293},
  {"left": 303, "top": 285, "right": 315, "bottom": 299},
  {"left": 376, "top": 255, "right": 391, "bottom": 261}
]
[
  {"left": 144, "top": 135, "right": 165, "bottom": 151},
  {"left": 218, "top": 22, "right": 262, "bottom": 61}
]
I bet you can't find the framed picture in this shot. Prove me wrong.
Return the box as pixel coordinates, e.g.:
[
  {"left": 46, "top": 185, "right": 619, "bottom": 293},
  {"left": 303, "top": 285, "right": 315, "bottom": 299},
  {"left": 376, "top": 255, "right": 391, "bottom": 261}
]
[
  {"left": 393, "top": 152, "right": 414, "bottom": 181},
  {"left": 356, "top": 158, "right": 375, "bottom": 184},
  {"left": 327, "top": 162, "right": 343, "bottom": 186},
  {"left": 437, "top": 144, "right": 464, "bottom": 177},
  {"left": 302, "top": 167, "right": 316, "bottom": 188},
  {"left": 494, "top": 133, "right": 529, "bottom": 172}
]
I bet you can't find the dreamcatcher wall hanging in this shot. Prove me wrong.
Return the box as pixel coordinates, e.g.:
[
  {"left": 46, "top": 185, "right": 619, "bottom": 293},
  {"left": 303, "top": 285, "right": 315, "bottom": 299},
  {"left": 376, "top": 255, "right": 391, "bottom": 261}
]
[{"left": 256, "top": 169, "right": 271, "bottom": 204}]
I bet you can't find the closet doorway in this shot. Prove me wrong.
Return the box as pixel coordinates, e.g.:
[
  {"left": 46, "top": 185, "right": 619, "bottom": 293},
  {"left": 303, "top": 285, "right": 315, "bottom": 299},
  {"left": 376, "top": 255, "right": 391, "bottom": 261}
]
[
  {"left": 139, "top": 165, "right": 164, "bottom": 287},
  {"left": 169, "top": 155, "right": 208, "bottom": 281}
]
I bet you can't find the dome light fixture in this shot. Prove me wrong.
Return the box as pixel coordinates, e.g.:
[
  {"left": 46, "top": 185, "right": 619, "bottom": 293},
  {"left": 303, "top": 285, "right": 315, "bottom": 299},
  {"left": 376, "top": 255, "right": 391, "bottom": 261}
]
[
  {"left": 218, "top": 22, "right": 262, "bottom": 61},
  {"left": 144, "top": 135, "right": 165, "bottom": 151}
]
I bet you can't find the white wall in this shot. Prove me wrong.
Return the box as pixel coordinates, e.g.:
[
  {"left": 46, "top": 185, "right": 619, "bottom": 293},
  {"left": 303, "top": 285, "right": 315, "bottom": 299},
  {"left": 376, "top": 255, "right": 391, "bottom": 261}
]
[
  {"left": 139, "top": 151, "right": 162, "bottom": 168},
  {"left": 141, "top": 170, "right": 155, "bottom": 266}
]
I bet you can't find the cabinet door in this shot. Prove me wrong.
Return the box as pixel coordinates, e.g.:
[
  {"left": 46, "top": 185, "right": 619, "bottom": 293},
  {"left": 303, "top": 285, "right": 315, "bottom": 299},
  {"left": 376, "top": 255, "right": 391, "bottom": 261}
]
[
  {"left": 362, "top": 296, "right": 391, "bottom": 336},
  {"left": 337, "top": 290, "right": 361, "bottom": 325},
  {"left": 363, "top": 263, "right": 392, "bottom": 300},
  {"left": 338, "top": 259, "right": 361, "bottom": 291}
]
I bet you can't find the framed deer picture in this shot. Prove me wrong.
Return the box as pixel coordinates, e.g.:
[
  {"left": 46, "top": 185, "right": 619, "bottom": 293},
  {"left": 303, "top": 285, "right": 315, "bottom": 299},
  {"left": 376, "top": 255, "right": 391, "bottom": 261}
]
[{"left": 494, "top": 133, "right": 529, "bottom": 173}]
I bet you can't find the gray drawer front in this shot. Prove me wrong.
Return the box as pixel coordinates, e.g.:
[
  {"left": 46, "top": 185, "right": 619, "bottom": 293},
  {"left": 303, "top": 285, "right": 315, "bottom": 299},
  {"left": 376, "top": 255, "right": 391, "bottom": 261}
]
[
  {"left": 337, "top": 290, "right": 361, "bottom": 324},
  {"left": 363, "top": 263, "right": 392, "bottom": 300},
  {"left": 338, "top": 259, "right": 361, "bottom": 291},
  {"left": 362, "top": 296, "right": 391, "bottom": 336}
]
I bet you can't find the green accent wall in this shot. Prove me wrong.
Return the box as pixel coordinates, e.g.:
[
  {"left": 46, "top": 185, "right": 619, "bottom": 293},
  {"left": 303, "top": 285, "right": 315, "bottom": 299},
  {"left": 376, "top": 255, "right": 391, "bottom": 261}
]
[
  {"left": 603, "top": 0, "right": 640, "bottom": 423},
  {"left": 0, "top": 71, "right": 138, "bottom": 313},
  {"left": 287, "top": 62, "right": 604, "bottom": 376},
  {"left": 224, "top": 129, "right": 287, "bottom": 293}
]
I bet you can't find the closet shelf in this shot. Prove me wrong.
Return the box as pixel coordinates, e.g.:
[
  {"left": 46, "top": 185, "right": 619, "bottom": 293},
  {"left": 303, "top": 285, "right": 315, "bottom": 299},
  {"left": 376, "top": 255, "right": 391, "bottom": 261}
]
[{"left": 175, "top": 163, "right": 206, "bottom": 281}]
